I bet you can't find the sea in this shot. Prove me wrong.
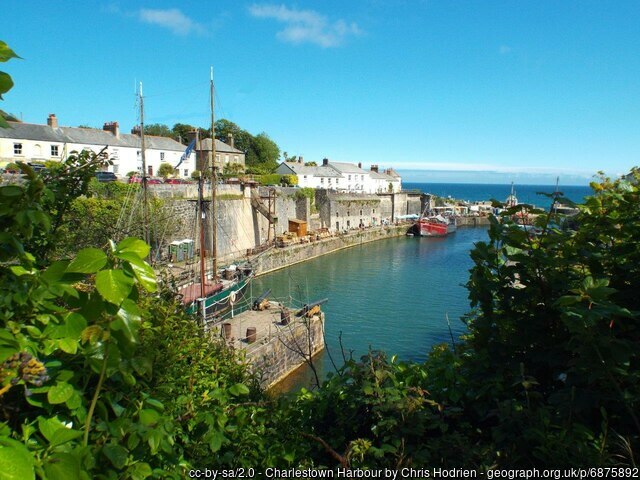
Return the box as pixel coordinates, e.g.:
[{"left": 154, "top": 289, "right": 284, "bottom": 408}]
[
  {"left": 403, "top": 182, "right": 593, "bottom": 209},
  {"left": 252, "top": 182, "right": 593, "bottom": 391}
]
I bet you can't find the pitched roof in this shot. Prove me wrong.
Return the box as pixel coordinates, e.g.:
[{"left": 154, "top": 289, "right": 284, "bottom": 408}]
[
  {"left": 0, "top": 121, "right": 186, "bottom": 152},
  {"left": 370, "top": 170, "right": 396, "bottom": 181},
  {"left": 199, "top": 138, "right": 244, "bottom": 154},
  {"left": 327, "top": 161, "right": 369, "bottom": 174},
  {"left": 281, "top": 162, "right": 342, "bottom": 178}
]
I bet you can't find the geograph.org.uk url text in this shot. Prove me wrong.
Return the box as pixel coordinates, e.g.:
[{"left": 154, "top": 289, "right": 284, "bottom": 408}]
[{"left": 186, "top": 466, "right": 640, "bottom": 479}]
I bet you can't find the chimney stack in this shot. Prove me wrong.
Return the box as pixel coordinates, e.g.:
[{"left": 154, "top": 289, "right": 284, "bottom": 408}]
[
  {"left": 103, "top": 121, "right": 120, "bottom": 138},
  {"left": 322, "top": 158, "right": 329, "bottom": 166},
  {"left": 227, "top": 133, "right": 234, "bottom": 149},
  {"left": 47, "top": 114, "right": 58, "bottom": 128},
  {"left": 131, "top": 125, "right": 141, "bottom": 136},
  {"left": 370, "top": 164, "right": 379, "bottom": 173},
  {"left": 358, "top": 162, "right": 362, "bottom": 169}
]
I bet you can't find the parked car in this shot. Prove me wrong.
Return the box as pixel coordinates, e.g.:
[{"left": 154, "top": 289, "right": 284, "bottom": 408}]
[
  {"left": 95, "top": 171, "right": 118, "bottom": 183},
  {"left": 128, "top": 175, "right": 162, "bottom": 184},
  {"left": 164, "top": 178, "right": 187, "bottom": 184}
]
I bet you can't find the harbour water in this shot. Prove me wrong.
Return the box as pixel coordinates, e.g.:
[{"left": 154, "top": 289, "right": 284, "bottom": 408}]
[{"left": 251, "top": 227, "right": 490, "bottom": 389}]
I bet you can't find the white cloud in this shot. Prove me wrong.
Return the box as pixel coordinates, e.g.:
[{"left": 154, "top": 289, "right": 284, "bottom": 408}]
[
  {"left": 248, "top": 4, "right": 361, "bottom": 47},
  {"left": 138, "top": 8, "right": 205, "bottom": 36}
]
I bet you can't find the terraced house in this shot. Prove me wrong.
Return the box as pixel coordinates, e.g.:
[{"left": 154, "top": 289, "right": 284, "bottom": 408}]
[
  {"left": 0, "top": 114, "right": 196, "bottom": 178},
  {"left": 276, "top": 158, "right": 401, "bottom": 193}
]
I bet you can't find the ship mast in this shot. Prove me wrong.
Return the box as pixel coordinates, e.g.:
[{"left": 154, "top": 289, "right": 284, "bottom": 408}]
[
  {"left": 210, "top": 67, "right": 218, "bottom": 279},
  {"left": 139, "top": 82, "right": 150, "bottom": 249},
  {"left": 197, "top": 128, "right": 207, "bottom": 302}
]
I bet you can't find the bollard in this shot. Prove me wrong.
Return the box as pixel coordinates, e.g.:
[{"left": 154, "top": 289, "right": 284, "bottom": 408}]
[
  {"left": 222, "top": 322, "right": 232, "bottom": 339},
  {"left": 246, "top": 327, "right": 257, "bottom": 344},
  {"left": 280, "top": 308, "right": 290, "bottom": 325}
]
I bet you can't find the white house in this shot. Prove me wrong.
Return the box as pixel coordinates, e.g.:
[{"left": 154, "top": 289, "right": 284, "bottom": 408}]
[
  {"left": 0, "top": 114, "right": 196, "bottom": 178},
  {"left": 369, "top": 165, "right": 402, "bottom": 193},
  {"left": 275, "top": 160, "right": 342, "bottom": 189},
  {"left": 275, "top": 157, "right": 402, "bottom": 193}
]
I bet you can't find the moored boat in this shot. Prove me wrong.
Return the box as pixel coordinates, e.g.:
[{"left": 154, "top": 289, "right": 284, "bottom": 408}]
[{"left": 415, "top": 214, "right": 457, "bottom": 237}]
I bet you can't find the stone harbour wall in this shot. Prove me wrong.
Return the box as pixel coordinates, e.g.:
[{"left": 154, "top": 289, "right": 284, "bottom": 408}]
[
  {"left": 245, "top": 313, "right": 325, "bottom": 389},
  {"left": 253, "top": 225, "right": 408, "bottom": 275}
]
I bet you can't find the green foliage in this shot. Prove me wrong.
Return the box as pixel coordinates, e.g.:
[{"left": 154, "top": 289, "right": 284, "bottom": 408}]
[
  {"left": 190, "top": 170, "right": 201, "bottom": 180},
  {"left": 0, "top": 40, "right": 20, "bottom": 128},
  {"left": 281, "top": 174, "right": 297, "bottom": 186},
  {"left": 157, "top": 163, "right": 174, "bottom": 179},
  {"left": 144, "top": 124, "right": 173, "bottom": 138},
  {"left": 246, "top": 133, "right": 280, "bottom": 173},
  {"left": 257, "top": 174, "right": 282, "bottom": 186}
]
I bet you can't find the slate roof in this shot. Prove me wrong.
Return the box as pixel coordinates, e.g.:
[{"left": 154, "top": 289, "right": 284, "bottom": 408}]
[
  {"left": 199, "top": 138, "right": 244, "bottom": 154},
  {"left": 281, "top": 162, "right": 343, "bottom": 178},
  {"left": 370, "top": 170, "right": 396, "bottom": 181},
  {"left": 1, "top": 121, "right": 187, "bottom": 152},
  {"left": 327, "top": 161, "right": 369, "bottom": 175}
]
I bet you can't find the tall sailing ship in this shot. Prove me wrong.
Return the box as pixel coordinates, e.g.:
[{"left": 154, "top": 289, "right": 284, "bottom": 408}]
[{"left": 175, "top": 69, "right": 254, "bottom": 320}]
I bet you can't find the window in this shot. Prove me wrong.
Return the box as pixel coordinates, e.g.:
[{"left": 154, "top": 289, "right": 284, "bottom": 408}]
[
  {"left": 225, "top": 154, "right": 229, "bottom": 164},
  {"left": 113, "top": 164, "right": 119, "bottom": 174},
  {"left": 216, "top": 154, "right": 220, "bottom": 162},
  {"left": 347, "top": 220, "right": 351, "bottom": 228},
  {"left": 148, "top": 166, "right": 153, "bottom": 176},
  {"left": 348, "top": 175, "right": 351, "bottom": 181},
  {"left": 360, "top": 209, "right": 363, "bottom": 215},
  {"left": 347, "top": 211, "right": 350, "bottom": 217},
  {"left": 336, "top": 222, "right": 339, "bottom": 230},
  {"left": 321, "top": 178, "right": 324, "bottom": 184},
  {"left": 373, "top": 209, "right": 376, "bottom": 214},
  {"left": 51, "top": 145, "right": 59, "bottom": 156},
  {"left": 184, "top": 169, "right": 189, "bottom": 177},
  {"left": 336, "top": 178, "right": 339, "bottom": 184},
  {"left": 160, "top": 152, "right": 165, "bottom": 161},
  {"left": 13, "top": 143, "right": 22, "bottom": 155},
  {"left": 303, "top": 175, "right": 307, "bottom": 180},
  {"left": 234, "top": 155, "right": 239, "bottom": 163},
  {"left": 361, "top": 175, "right": 364, "bottom": 181},
  {"left": 34, "top": 144, "right": 42, "bottom": 157}
]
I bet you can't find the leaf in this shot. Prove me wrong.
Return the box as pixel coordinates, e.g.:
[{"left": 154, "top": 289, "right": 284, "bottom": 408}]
[
  {"left": 115, "top": 252, "right": 156, "bottom": 292},
  {"left": 228, "top": 383, "right": 250, "bottom": 396},
  {"left": 38, "top": 416, "right": 66, "bottom": 442},
  {"left": 43, "top": 452, "right": 81, "bottom": 480},
  {"left": 65, "top": 313, "right": 87, "bottom": 339},
  {"left": 48, "top": 382, "right": 74, "bottom": 404},
  {"left": 139, "top": 409, "right": 160, "bottom": 427},
  {"left": 66, "top": 248, "right": 107, "bottom": 274},
  {"left": 0, "top": 41, "right": 21, "bottom": 62},
  {"left": 116, "top": 238, "right": 150, "bottom": 259},
  {"left": 0, "top": 72, "right": 14, "bottom": 96},
  {"left": 103, "top": 444, "right": 129, "bottom": 470},
  {"left": 128, "top": 462, "right": 152, "bottom": 480},
  {"left": 95, "top": 269, "right": 133, "bottom": 305},
  {"left": 113, "top": 299, "right": 142, "bottom": 343},
  {"left": 49, "top": 428, "right": 83, "bottom": 447},
  {"left": 42, "top": 260, "right": 70, "bottom": 283},
  {"left": 208, "top": 430, "right": 224, "bottom": 452},
  {"left": 0, "top": 185, "right": 23, "bottom": 197},
  {"left": 58, "top": 338, "right": 78, "bottom": 354},
  {"left": 0, "top": 437, "right": 34, "bottom": 480}
]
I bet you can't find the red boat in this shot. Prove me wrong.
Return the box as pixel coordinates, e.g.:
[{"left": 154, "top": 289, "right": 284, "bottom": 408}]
[{"left": 415, "top": 214, "right": 457, "bottom": 237}]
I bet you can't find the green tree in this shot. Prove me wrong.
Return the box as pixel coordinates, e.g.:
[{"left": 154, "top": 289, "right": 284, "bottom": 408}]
[
  {"left": 144, "top": 123, "right": 173, "bottom": 138},
  {"left": 247, "top": 132, "right": 280, "bottom": 174},
  {"left": 304, "top": 161, "right": 317, "bottom": 166},
  {"left": 171, "top": 123, "right": 195, "bottom": 145},
  {"left": 215, "top": 119, "right": 252, "bottom": 152},
  {"left": 157, "top": 162, "right": 175, "bottom": 178}
]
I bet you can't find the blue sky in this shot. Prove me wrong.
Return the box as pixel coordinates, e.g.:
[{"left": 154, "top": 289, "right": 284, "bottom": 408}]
[{"left": 2, "top": 0, "right": 639, "bottom": 184}]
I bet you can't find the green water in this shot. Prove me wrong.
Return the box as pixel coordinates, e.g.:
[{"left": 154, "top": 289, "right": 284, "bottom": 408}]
[{"left": 251, "top": 227, "right": 489, "bottom": 387}]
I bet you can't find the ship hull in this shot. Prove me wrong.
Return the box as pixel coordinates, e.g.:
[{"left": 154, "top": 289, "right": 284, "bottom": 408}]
[
  {"left": 183, "top": 272, "right": 254, "bottom": 318},
  {"left": 415, "top": 220, "right": 457, "bottom": 237}
]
